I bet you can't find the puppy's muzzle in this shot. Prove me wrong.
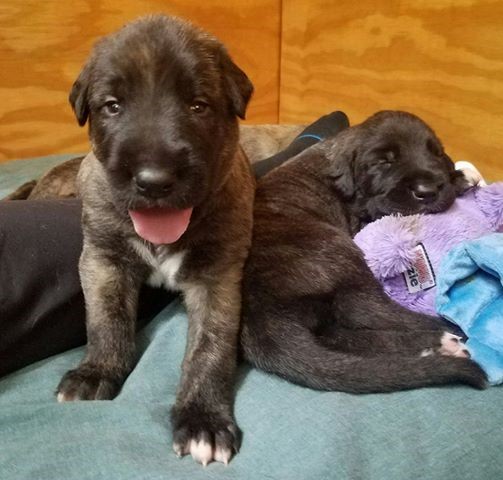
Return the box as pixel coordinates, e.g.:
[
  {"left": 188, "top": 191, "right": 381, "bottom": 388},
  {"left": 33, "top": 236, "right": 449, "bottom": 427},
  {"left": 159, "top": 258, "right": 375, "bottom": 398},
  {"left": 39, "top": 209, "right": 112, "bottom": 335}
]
[{"left": 134, "top": 168, "right": 174, "bottom": 199}]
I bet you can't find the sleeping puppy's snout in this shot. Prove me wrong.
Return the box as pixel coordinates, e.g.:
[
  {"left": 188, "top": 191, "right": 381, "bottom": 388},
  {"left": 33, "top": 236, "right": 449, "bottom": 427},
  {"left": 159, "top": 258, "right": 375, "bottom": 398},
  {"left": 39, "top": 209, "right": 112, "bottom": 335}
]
[{"left": 410, "top": 179, "right": 444, "bottom": 204}]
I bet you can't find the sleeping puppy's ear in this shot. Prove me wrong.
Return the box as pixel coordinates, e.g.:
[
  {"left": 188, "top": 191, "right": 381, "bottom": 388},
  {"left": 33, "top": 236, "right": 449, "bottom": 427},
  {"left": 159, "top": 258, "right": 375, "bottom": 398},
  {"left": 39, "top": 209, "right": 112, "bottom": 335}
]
[
  {"left": 69, "top": 62, "right": 91, "bottom": 127},
  {"left": 218, "top": 47, "right": 254, "bottom": 119},
  {"left": 331, "top": 152, "right": 356, "bottom": 198},
  {"left": 325, "top": 131, "right": 357, "bottom": 199}
]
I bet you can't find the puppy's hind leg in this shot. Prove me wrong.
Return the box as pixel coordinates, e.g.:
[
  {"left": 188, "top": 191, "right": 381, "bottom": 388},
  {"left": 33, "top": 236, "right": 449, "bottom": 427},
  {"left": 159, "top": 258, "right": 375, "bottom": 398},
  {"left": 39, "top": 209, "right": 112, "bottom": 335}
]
[
  {"left": 330, "top": 278, "right": 472, "bottom": 358},
  {"left": 242, "top": 316, "right": 486, "bottom": 393},
  {"left": 331, "top": 266, "right": 455, "bottom": 332},
  {"left": 297, "top": 234, "right": 449, "bottom": 333},
  {"left": 317, "top": 327, "right": 470, "bottom": 358}
]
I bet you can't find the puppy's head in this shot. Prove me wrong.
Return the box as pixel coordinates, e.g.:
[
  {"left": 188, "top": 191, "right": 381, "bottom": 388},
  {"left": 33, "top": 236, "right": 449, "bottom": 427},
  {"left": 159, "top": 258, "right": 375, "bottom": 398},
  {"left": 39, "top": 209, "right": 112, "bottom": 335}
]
[
  {"left": 326, "top": 111, "right": 468, "bottom": 221},
  {"left": 70, "top": 15, "right": 253, "bottom": 212}
]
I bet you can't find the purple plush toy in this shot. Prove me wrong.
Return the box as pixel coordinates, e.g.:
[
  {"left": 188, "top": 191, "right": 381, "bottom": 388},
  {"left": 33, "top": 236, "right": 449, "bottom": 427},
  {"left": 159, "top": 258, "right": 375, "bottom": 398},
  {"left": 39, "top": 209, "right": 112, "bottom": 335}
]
[{"left": 354, "top": 182, "right": 503, "bottom": 316}]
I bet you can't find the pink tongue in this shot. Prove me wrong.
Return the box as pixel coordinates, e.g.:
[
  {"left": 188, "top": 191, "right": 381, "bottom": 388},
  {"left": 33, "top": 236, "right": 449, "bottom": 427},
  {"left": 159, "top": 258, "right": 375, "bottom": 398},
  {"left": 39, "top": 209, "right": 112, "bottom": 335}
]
[{"left": 129, "top": 207, "right": 193, "bottom": 245}]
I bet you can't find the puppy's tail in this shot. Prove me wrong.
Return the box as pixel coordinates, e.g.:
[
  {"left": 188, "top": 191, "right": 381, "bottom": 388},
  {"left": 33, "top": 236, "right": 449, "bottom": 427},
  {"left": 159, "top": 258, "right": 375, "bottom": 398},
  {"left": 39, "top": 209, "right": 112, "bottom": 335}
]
[{"left": 240, "top": 322, "right": 487, "bottom": 393}]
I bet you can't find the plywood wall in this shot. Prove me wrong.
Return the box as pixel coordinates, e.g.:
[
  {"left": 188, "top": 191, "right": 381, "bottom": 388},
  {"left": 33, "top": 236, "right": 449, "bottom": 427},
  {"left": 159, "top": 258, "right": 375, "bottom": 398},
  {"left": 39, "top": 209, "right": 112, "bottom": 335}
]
[
  {"left": 280, "top": 0, "right": 503, "bottom": 180},
  {"left": 0, "top": 0, "right": 281, "bottom": 161},
  {"left": 1, "top": 0, "right": 503, "bottom": 181}
]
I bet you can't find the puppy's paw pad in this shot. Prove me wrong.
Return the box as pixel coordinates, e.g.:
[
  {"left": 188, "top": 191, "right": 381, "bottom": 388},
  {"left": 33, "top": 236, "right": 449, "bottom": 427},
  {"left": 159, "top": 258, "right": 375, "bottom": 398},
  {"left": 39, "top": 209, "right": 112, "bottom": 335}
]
[
  {"left": 56, "top": 367, "right": 121, "bottom": 401},
  {"left": 439, "top": 332, "right": 470, "bottom": 358}
]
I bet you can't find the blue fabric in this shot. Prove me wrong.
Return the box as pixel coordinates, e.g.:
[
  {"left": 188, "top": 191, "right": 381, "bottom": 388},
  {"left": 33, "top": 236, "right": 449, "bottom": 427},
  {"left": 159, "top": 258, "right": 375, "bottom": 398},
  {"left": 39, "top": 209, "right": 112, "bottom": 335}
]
[
  {"left": 437, "top": 233, "right": 503, "bottom": 384},
  {"left": 296, "top": 133, "right": 323, "bottom": 142},
  {"left": 1, "top": 299, "right": 503, "bottom": 480}
]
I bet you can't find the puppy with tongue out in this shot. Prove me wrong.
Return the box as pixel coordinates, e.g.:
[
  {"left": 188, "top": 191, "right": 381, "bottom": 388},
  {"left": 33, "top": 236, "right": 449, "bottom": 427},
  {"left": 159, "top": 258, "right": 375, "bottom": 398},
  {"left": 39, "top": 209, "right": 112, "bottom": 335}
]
[{"left": 56, "top": 15, "right": 256, "bottom": 467}]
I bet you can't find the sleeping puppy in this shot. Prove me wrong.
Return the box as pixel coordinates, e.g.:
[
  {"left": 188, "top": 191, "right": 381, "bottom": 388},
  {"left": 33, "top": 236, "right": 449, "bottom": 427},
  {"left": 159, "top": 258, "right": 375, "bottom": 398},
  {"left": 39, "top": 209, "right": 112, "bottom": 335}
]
[
  {"left": 55, "top": 15, "right": 255, "bottom": 465},
  {"left": 241, "top": 110, "right": 488, "bottom": 393}
]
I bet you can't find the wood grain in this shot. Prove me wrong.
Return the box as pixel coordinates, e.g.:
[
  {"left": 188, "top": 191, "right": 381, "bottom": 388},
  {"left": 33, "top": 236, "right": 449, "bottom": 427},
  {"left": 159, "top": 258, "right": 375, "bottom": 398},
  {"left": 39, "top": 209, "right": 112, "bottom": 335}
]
[
  {"left": 280, "top": 0, "right": 503, "bottom": 181},
  {"left": 3, "top": 0, "right": 503, "bottom": 182},
  {"left": 0, "top": 0, "right": 280, "bottom": 161}
]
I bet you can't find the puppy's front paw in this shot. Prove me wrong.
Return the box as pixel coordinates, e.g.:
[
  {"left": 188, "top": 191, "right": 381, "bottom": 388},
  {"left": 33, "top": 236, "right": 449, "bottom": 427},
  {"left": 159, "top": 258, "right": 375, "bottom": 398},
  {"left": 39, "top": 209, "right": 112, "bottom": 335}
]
[
  {"left": 56, "top": 365, "right": 122, "bottom": 401},
  {"left": 171, "top": 406, "right": 241, "bottom": 466}
]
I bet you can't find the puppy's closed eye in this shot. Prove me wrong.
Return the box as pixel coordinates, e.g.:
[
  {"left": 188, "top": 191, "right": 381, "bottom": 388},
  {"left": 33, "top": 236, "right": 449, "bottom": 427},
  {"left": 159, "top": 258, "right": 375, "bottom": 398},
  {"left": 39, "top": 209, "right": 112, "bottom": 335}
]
[
  {"left": 376, "top": 157, "right": 394, "bottom": 166},
  {"left": 370, "top": 149, "right": 396, "bottom": 166}
]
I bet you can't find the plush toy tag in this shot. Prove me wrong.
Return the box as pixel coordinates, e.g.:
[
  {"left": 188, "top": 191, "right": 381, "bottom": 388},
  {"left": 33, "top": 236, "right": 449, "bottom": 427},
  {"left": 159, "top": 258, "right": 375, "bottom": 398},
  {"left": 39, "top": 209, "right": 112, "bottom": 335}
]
[{"left": 403, "top": 244, "right": 436, "bottom": 293}]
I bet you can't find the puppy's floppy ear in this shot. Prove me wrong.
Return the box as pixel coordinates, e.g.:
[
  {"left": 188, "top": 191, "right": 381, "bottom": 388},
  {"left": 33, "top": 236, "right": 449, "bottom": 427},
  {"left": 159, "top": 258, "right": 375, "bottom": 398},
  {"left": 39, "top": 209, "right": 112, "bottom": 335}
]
[
  {"left": 69, "top": 62, "right": 91, "bottom": 127},
  {"left": 331, "top": 152, "right": 356, "bottom": 198},
  {"left": 325, "top": 131, "right": 357, "bottom": 198},
  {"left": 218, "top": 47, "right": 254, "bottom": 119}
]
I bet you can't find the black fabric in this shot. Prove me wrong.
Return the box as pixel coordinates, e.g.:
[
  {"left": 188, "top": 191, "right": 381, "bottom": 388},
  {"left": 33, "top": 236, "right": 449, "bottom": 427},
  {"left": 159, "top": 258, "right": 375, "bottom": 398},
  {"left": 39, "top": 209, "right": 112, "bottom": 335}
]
[
  {"left": 252, "top": 111, "right": 350, "bottom": 178},
  {"left": 0, "top": 199, "right": 173, "bottom": 377}
]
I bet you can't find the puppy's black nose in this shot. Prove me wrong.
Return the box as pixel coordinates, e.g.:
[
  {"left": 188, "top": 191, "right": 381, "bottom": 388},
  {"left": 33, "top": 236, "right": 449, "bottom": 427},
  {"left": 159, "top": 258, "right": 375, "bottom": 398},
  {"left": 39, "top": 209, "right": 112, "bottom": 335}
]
[
  {"left": 134, "top": 168, "right": 173, "bottom": 198},
  {"left": 411, "top": 183, "right": 442, "bottom": 203}
]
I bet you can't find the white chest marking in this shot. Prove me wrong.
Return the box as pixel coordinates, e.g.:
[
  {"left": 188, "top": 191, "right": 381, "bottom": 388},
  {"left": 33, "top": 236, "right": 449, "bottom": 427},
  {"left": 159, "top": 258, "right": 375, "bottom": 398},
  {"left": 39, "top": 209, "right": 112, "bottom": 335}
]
[
  {"left": 131, "top": 240, "right": 185, "bottom": 290},
  {"left": 152, "top": 251, "right": 185, "bottom": 290}
]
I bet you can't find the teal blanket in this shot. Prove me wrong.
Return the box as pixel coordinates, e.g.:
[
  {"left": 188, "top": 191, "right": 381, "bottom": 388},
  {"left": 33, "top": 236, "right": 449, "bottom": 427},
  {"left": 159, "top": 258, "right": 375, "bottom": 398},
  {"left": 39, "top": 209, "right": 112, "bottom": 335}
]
[
  {"left": 2, "top": 300, "right": 502, "bottom": 480},
  {"left": 1, "top": 157, "right": 502, "bottom": 479}
]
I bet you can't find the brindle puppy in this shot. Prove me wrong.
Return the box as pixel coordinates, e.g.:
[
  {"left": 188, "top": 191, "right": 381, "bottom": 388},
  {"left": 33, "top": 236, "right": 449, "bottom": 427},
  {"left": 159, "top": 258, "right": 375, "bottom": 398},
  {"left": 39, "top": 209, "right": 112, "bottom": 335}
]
[
  {"left": 55, "top": 15, "right": 255, "bottom": 465},
  {"left": 241, "top": 111, "right": 488, "bottom": 393}
]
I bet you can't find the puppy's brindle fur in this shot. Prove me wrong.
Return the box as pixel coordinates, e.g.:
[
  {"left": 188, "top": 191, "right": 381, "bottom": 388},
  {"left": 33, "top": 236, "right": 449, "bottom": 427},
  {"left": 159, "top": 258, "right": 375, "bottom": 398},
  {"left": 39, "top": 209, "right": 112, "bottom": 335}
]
[
  {"left": 56, "top": 16, "right": 255, "bottom": 465},
  {"left": 241, "top": 111, "right": 488, "bottom": 393}
]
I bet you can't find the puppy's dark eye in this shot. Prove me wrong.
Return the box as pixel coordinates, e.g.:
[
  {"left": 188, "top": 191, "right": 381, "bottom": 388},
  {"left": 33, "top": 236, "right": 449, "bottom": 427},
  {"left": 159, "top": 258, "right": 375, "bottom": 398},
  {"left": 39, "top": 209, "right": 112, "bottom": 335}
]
[
  {"left": 103, "top": 100, "right": 121, "bottom": 116},
  {"left": 189, "top": 101, "right": 209, "bottom": 114}
]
